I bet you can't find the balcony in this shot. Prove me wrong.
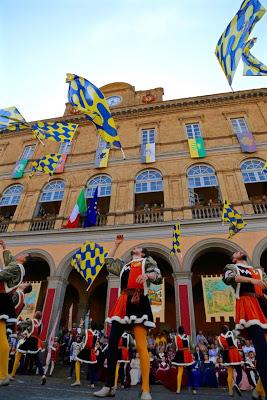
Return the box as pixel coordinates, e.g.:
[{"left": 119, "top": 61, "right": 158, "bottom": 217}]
[
  {"left": 29, "top": 217, "right": 57, "bottom": 231},
  {"left": 134, "top": 209, "right": 164, "bottom": 224},
  {"left": 191, "top": 205, "right": 222, "bottom": 220},
  {"left": 252, "top": 201, "right": 267, "bottom": 215},
  {"left": 0, "top": 219, "right": 10, "bottom": 233}
]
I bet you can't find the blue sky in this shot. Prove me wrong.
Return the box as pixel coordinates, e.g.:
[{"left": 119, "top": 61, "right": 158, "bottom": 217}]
[{"left": 1, "top": 0, "right": 267, "bottom": 121}]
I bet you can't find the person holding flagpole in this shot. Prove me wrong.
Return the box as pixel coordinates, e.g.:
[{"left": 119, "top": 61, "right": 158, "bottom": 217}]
[{"left": 94, "top": 234, "right": 162, "bottom": 400}]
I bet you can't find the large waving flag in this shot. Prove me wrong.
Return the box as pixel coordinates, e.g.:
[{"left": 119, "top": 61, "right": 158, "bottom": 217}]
[
  {"left": 222, "top": 200, "right": 247, "bottom": 238},
  {"left": 84, "top": 187, "right": 98, "bottom": 228},
  {"left": 71, "top": 241, "right": 108, "bottom": 289},
  {"left": 32, "top": 121, "right": 78, "bottom": 142},
  {"left": 0, "top": 106, "right": 28, "bottom": 132},
  {"left": 65, "top": 189, "right": 87, "bottom": 228},
  {"left": 242, "top": 38, "right": 267, "bottom": 75},
  {"left": 170, "top": 223, "right": 182, "bottom": 255},
  {"left": 215, "top": 0, "right": 266, "bottom": 86},
  {"left": 66, "top": 73, "right": 122, "bottom": 148},
  {"left": 30, "top": 153, "right": 62, "bottom": 177}
]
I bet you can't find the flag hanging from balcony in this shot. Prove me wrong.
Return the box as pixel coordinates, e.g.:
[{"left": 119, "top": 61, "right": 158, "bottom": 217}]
[
  {"left": 95, "top": 142, "right": 110, "bottom": 168},
  {"left": 66, "top": 73, "right": 122, "bottom": 149},
  {"left": 141, "top": 143, "right": 156, "bottom": 163},
  {"left": 242, "top": 38, "right": 267, "bottom": 75},
  {"left": 188, "top": 137, "right": 206, "bottom": 158},
  {"left": 84, "top": 187, "right": 98, "bottom": 228},
  {"left": 0, "top": 106, "right": 28, "bottom": 132},
  {"left": 32, "top": 121, "right": 78, "bottom": 142},
  {"left": 222, "top": 200, "right": 247, "bottom": 238},
  {"left": 71, "top": 241, "right": 108, "bottom": 289},
  {"left": 12, "top": 159, "right": 28, "bottom": 179},
  {"left": 261, "top": 161, "right": 267, "bottom": 173},
  {"left": 30, "top": 153, "right": 62, "bottom": 177},
  {"left": 55, "top": 154, "right": 67, "bottom": 174},
  {"left": 65, "top": 188, "right": 87, "bottom": 228},
  {"left": 170, "top": 222, "right": 182, "bottom": 255},
  {"left": 215, "top": 0, "right": 266, "bottom": 87}
]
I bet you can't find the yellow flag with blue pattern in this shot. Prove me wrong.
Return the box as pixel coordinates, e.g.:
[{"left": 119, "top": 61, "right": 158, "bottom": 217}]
[
  {"left": 215, "top": 0, "right": 266, "bottom": 86},
  {"left": 262, "top": 161, "right": 267, "bottom": 173},
  {"left": 242, "top": 38, "right": 267, "bottom": 75},
  {"left": 170, "top": 223, "right": 182, "bottom": 255},
  {"left": 66, "top": 73, "right": 122, "bottom": 148},
  {"left": 30, "top": 153, "right": 62, "bottom": 177},
  {"left": 71, "top": 241, "right": 108, "bottom": 289},
  {"left": 32, "top": 121, "right": 78, "bottom": 142},
  {"left": 222, "top": 200, "right": 247, "bottom": 238},
  {"left": 0, "top": 106, "right": 28, "bottom": 132}
]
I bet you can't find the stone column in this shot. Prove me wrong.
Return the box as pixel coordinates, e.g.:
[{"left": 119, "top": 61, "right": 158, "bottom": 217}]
[
  {"left": 172, "top": 272, "right": 196, "bottom": 341},
  {"left": 105, "top": 274, "right": 120, "bottom": 334}
]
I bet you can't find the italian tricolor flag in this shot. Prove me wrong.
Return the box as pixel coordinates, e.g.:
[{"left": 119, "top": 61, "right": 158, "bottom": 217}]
[{"left": 65, "top": 189, "right": 87, "bottom": 228}]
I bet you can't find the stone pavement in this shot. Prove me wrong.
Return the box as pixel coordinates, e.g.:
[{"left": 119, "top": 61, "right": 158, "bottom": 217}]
[{"left": 0, "top": 376, "right": 253, "bottom": 400}]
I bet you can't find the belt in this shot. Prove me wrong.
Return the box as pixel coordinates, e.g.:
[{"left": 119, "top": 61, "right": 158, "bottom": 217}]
[
  {"left": 240, "top": 292, "right": 264, "bottom": 299},
  {"left": 122, "top": 289, "right": 144, "bottom": 305}
]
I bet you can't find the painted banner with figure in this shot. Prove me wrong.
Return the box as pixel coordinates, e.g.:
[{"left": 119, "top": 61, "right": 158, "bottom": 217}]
[
  {"left": 20, "top": 282, "right": 41, "bottom": 320},
  {"left": 201, "top": 275, "right": 235, "bottom": 322},
  {"left": 148, "top": 279, "right": 165, "bottom": 322}
]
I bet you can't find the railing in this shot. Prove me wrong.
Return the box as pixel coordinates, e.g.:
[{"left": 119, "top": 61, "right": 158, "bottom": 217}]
[
  {"left": 96, "top": 214, "right": 107, "bottom": 226},
  {"left": 0, "top": 220, "right": 10, "bottom": 233},
  {"left": 191, "top": 205, "right": 222, "bottom": 220},
  {"left": 29, "top": 217, "right": 57, "bottom": 231},
  {"left": 252, "top": 201, "right": 267, "bottom": 215},
  {"left": 134, "top": 209, "right": 164, "bottom": 224}
]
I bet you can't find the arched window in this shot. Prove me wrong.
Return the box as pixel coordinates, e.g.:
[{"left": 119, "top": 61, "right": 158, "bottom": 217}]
[
  {"left": 0, "top": 185, "right": 23, "bottom": 206},
  {"left": 40, "top": 181, "right": 65, "bottom": 203},
  {"left": 240, "top": 159, "right": 267, "bottom": 183},
  {"left": 86, "top": 175, "right": 112, "bottom": 198},
  {"left": 187, "top": 165, "right": 218, "bottom": 188},
  {"left": 135, "top": 170, "right": 163, "bottom": 193}
]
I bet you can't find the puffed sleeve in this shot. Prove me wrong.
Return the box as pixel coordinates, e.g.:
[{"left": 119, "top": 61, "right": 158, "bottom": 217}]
[
  {"left": 223, "top": 264, "right": 238, "bottom": 286},
  {"left": 3, "top": 250, "right": 16, "bottom": 267},
  {"left": 105, "top": 257, "right": 124, "bottom": 277},
  {"left": 145, "top": 256, "right": 162, "bottom": 285}
]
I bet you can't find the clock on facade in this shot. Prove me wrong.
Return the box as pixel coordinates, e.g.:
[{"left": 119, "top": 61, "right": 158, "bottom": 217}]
[{"left": 106, "top": 95, "right": 122, "bottom": 108}]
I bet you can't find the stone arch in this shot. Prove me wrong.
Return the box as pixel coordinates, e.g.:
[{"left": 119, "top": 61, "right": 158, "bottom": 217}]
[
  {"left": 15, "top": 248, "right": 56, "bottom": 277},
  {"left": 56, "top": 248, "right": 80, "bottom": 280},
  {"left": 253, "top": 237, "right": 267, "bottom": 267},
  {"left": 182, "top": 238, "right": 250, "bottom": 272}
]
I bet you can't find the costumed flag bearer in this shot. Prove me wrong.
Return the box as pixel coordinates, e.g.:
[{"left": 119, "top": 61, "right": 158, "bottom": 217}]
[
  {"left": 0, "top": 239, "right": 29, "bottom": 386},
  {"left": 114, "top": 332, "right": 135, "bottom": 389},
  {"left": 94, "top": 234, "right": 162, "bottom": 400}
]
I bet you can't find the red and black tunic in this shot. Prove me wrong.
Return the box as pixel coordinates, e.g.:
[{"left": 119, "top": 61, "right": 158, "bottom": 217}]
[
  {"left": 118, "top": 333, "right": 130, "bottom": 363},
  {"left": 18, "top": 318, "right": 42, "bottom": 354},
  {"left": 218, "top": 331, "right": 243, "bottom": 366},
  {"left": 172, "top": 334, "right": 194, "bottom": 366},
  {"left": 76, "top": 329, "right": 97, "bottom": 364},
  {"left": 13, "top": 290, "right": 25, "bottom": 317}
]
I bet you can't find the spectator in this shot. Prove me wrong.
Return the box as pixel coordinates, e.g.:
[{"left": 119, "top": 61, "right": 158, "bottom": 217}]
[
  {"left": 242, "top": 340, "right": 255, "bottom": 360},
  {"left": 130, "top": 353, "right": 141, "bottom": 386},
  {"left": 196, "top": 331, "right": 208, "bottom": 346},
  {"left": 208, "top": 343, "right": 219, "bottom": 364},
  {"left": 194, "top": 345, "right": 204, "bottom": 364}
]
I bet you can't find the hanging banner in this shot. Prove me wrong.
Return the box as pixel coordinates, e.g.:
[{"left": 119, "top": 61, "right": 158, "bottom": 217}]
[
  {"left": 236, "top": 131, "right": 257, "bottom": 153},
  {"left": 201, "top": 275, "right": 235, "bottom": 322},
  {"left": 11, "top": 159, "right": 28, "bottom": 179},
  {"left": 95, "top": 147, "right": 110, "bottom": 168},
  {"left": 20, "top": 281, "right": 41, "bottom": 320},
  {"left": 148, "top": 279, "right": 165, "bottom": 322},
  {"left": 188, "top": 138, "right": 206, "bottom": 158},
  {"left": 55, "top": 153, "right": 67, "bottom": 174},
  {"left": 141, "top": 143, "right": 156, "bottom": 163}
]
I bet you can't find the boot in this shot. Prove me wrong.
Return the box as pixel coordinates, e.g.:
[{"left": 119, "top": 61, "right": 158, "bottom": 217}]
[{"left": 93, "top": 386, "right": 116, "bottom": 397}]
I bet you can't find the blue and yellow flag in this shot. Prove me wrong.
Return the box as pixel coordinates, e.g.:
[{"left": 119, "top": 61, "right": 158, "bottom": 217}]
[
  {"left": 71, "top": 241, "right": 108, "bottom": 289},
  {"left": 32, "top": 121, "right": 78, "bottom": 142},
  {"left": 262, "top": 161, "right": 267, "bottom": 173},
  {"left": 222, "top": 200, "right": 247, "bottom": 238},
  {"left": 215, "top": 0, "right": 266, "bottom": 86},
  {"left": 141, "top": 143, "right": 156, "bottom": 163},
  {"left": 0, "top": 106, "right": 28, "bottom": 132},
  {"left": 30, "top": 153, "right": 62, "bottom": 177},
  {"left": 188, "top": 138, "right": 206, "bottom": 158},
  {"left": 66, "top": 73, "right": 122, "bottom": 148},
  {"left": 242, "top": 38, "right": 267, "bottom": 75},
  {"left": 170, "top": 223, "right": 182, "bottom": 255}
]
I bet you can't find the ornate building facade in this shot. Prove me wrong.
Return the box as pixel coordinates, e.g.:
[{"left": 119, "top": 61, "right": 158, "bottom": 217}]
[{"left": 1, "top": 82, "right": 267, "bottom": 339}]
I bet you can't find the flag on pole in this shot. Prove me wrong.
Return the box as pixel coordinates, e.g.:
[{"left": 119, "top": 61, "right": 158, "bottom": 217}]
[
  {"left": 0, "top": 106, "right": 28, "bottom": 132},
  {"left": 215, "top": 0, "right": 266, "bottom": 86},
  {"left": 170, "top": 223, "right": 182, "bottom": 255},
  {"left": 71, "top": 241, "right": 108, "bottom": 289},
  {"left": 141, "top": 143, "right": 156, "bottom": 163},
  {"left": 30, "top": 153, "right": 62, "bottom": 177},
  {"left": 222, "top": 200, "right": 247, "bottom": 238},
  {"left": 242, "top": 38, "right": 267, "bottom": 75},
  {"left": 65, "top": 189, "right": 87, "bottom": 228},
  {"left": 188, "top": 138, "right": 206, "bottom": 158},
  {"left": 66, "top": 73, "right": 122, "bottom": 148},
  {"left": 32, "top": 121, "right": 78, "bottom": 142},
  {"left": 12, "top": 159, "right": 28, "bottom": 178},
  {"left": 84, "top": 187, "right": 98, "bottom": 228}
]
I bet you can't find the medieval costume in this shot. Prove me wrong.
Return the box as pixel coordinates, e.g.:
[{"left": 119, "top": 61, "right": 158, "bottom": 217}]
[{"left": 115, "top": 332, "right": 134, "bottom": 388}]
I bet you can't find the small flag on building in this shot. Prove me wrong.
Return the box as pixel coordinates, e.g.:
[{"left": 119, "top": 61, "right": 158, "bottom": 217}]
[
  {"left": 170, "top": 222, "right": 182, "bottom": 255},
  {"left": 65, "top": 189, "right": 87, "bottom": 228},
  {"left": 141, "top": 143, "right": 156, "bottom": 163},
  {"left": 32, "top": 121, "right": 78, "bottom": 142},
  {"left": 30, "top": 153, "right": 62, "bottom": 177},
  {"left": 95, "top": 147, "right": 110, "bottom": 168},
  {"left": 242, "top": 38, "right": 267, "bottom": 76},
  {"left": 55, "top": 154, "right": 67, "bottom": 174},
  {"left": 84, "top": 187, "right": 98, "bottom": 228},
  {"left": 261, "top": 162, "right": 267, "bottom": 173},
  {"left": 12, "top": 159, "right": 28, "bottom": 178},
  {"left": 188, "top": 137, "right": 206, "bottom": 158},
  {"left": 71, "top": 241, "right": 108, "bottom": 289},
  {"left": 222, "top": 200, "right": 247, "bottom": 238},
  {"left": 0, "top": 106, "right": 28, "bottom": 132}
]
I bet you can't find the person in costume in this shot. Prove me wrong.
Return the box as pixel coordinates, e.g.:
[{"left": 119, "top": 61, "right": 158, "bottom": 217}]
[
  {"left": 94, "top": 234, "right": 162, "bottom": 400},
  {"left": 171, "top": 326, "right": 196, "bottom": 395},
  {"left": 223, "top": 251, "right": 267, "bottom": 395},
  {"left": 45, "top": 337, "right": 61, "bottom": 376},
  {"left": 218, "top": 325, "right": 243, "bottom": 397},
  {"left": 0, "top": 239, "right": 30, "bottom": 386},
  {"left": 71, "top": 327, "right": 98, "bottom": 387},
  {"left": 12, "top": 283, "right": 32, "bottom": 318},
  {"left": 10, "top": 311, "right": 46, "bottom": 385},
  {"left": 114, "top": 331, "right": 135, "bottom": 389}
]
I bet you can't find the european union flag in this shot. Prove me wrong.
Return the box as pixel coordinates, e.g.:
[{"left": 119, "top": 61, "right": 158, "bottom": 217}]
[
  {"left": 84, "top": 187, "right": 98, "bottom": 227},
  {"left": 32, "top": 121, "right": 78, "bottom": 142},
  {"left": 71, "top": 241, "right": 108, "bottom": 289}
]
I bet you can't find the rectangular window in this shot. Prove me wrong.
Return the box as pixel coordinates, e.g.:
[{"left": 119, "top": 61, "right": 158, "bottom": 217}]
[
  {"left": 59, "top": 141, "right": 72, "bottom": 154},
  {"left": 21, "top": 145, "right": 36, "bottom": 160},
  {"left": 141, "top": 128, "right": 156, "bottom": 144},
  {"left": 231, "top": 118, "right": 250, "bottom": 135},
  {"left": 185, "top": 123, "right": 202, "bottom": 139}
]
